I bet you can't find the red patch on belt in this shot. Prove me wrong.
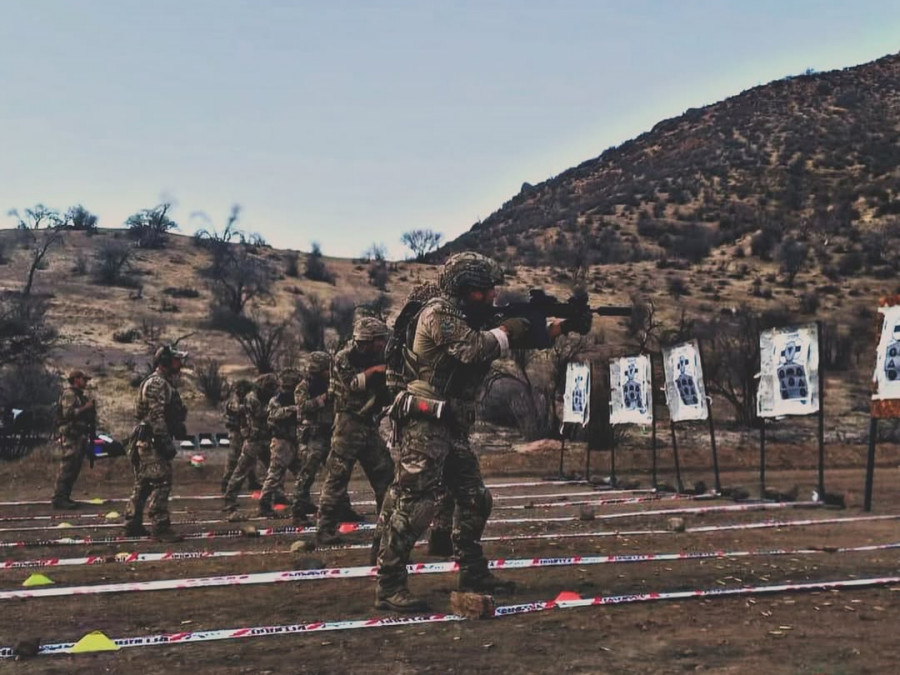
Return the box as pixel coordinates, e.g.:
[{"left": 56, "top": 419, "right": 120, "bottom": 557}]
[{"left": 418, "top": 401, "right": 429, "bottom": 413}]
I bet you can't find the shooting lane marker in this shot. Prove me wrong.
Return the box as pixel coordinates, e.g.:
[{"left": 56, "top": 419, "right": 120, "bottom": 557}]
[
  {"left": 3, "top": 575, "right": 898, "bottom": 657},
  {"left": 3, "top": 540, "right": 897, "bottom": 600},
  {"left": 4, "top": 512, "right": 899, "bottom": 571}
]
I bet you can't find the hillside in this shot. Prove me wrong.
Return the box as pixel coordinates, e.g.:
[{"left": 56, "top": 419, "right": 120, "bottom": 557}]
[
  {"left": 4, "top": 53, "right": 900, "bottom": 449},
  {"left": 441, "top": 52, "right": 900, "bottom": 275}
]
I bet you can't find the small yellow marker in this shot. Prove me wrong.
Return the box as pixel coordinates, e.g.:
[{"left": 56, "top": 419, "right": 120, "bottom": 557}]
[
  {"left": 87, "top": 498, "right": 107, "bottom": 505},
  {"left": 104, "top": 511, "right": 121, "bottom": 520},
  {"left": 22, "top": 573, "right": 54, "bottom": 587},
  {"left": 70, "top": 631, "right": 119, "bottom": 653},
  {"left": 56, "top": 522, "right": 73, "bottom": 529}
]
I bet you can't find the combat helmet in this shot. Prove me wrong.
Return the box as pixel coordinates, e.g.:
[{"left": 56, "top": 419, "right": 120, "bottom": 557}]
[
  {"left": 438, "top": 252, "right": 504, "bottom": 297},
  {"left": 403, "top": 281, "right": 441, "bottom": 305},
  {"left": 353, "top": 317, "right": 390, "bottom": 342},
  {"left": 153, "top": 344, "right": 188, "bottom": 368},
  {"left": 306, "top": 351, "right": 331, "bottom": 376},
  {"left": 254, "top": 373, "right": 278, "bottom": 394},
  {"left": 277, "top": 368, "right": 303, "bottom": 390}
]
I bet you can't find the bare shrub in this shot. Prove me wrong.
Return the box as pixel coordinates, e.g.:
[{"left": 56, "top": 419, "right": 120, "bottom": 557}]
[{"left": 195, "top": 358, "right": 227, "bottom": 404}]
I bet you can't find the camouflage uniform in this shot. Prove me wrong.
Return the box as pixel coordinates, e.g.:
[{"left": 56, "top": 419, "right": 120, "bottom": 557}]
[
  {"left": 221, "top": 381, "right": 255, "bottom": 493},
  {"left": 376, "top": 252, "right": 515, "bottom": 608},
  {"left": 52, "top": 373, "right": 96, "bottom": 506},
  {"left": 259, "top": 370, "right": 303, "bottom": 513},
  {"left": 224, "top": 374, "right": 277, "bottom": 511},
  {"left": 382, "top": 281, "right": 455, "bottom": 555},
  {"left": 317, "top": 320, "right": 395, "bottom": 540},
  {"left": 125, "top": 369, "right": 187, "bottom": 534},
  {"left": 291, "top": 352, "right": 334, "bottom": 518}
]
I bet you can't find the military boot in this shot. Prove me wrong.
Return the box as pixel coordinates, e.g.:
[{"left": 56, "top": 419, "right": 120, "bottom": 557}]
[
  {"left": 153, "top": 527, "right": 184, "bottom": 544},
  {"left": 51, "top": 497, "right": 80, "bottom": 510},
  {"left": 272, "top": 492, "right": 291, "bottom": 507},
  {"left": 247, "top": 475, "right": 263, "bottom": 491},
  {"left": 292, "top": 498, "right": 318, "bottom": 516},
  {"left": 123, "top": 522, "right": 150, "bottom": 538},
  {"left": 374, "top": 588, "right": 429, "bottom": 613},
  {"left": 337, "top": 506, "right": 365, "bottom": 523},
  {"left": 427, "top": 529, "right": 453, "bottom": 557},
  {"left": 315, "top": 529, "right": 344, "bottom": 547},
  {"left": 458, "top": 569, "right": 516, "bottom": 595},
  {"left": 257, "top": 499, "right": 277, "bottom": 518}
]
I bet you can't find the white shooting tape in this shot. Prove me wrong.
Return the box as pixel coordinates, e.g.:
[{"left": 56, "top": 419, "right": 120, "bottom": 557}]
[
  {"left": 4, "top": 512, "right": 899, "bottom": 571},
  {"left": 0, "top": 500, "right": 825, "bottom": 548},
  {"left": 0, "top": 479, "right": 603, "bottom": 507},
  {"left": 3, "top": 540, "right": 897, "bottom": 601},
  {"left": 0, "top": 489, "right": 656, "bottom": 523},
  {"left": 3, "top": 574, "right": 898, "bottom": 657}
]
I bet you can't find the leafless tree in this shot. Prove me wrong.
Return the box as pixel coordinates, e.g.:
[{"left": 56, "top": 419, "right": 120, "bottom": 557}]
[
  {"left": 126, "top": 203, "right": 178, "bottom": 249},
  {"left": 7, "top": 205, "right": 64, "bottom": 296},
  {"left": 227, "top": 310, "right": 288, "bottom": 374},
  {"left": 401, "top": 229, "right": 443, "bottom": 261}
]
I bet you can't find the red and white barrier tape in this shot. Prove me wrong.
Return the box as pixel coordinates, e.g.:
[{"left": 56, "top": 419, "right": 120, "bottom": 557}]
[
  {"left": 0, "top": 495, "right": 714, "bottom": 546},
  {"left": 493, "top": 493, "right": 710, "bottom": 510},
  {"left": 0, "top": 500, "right": 823, "bottom": 548},
  {"left": 0, "top": 489, "right": 656, "bottom": 523},
  {"left": 4, "top": 512, "right": 899, "bottom": 571},
  {"left": 0, "top": 479, "right": 601, "bottom": 508},
  {"left": 3, "top": 540, "right": 898, "bottom": 600},
  {"left": 3, "top": 574, "right": 898, "bottom": 657}
]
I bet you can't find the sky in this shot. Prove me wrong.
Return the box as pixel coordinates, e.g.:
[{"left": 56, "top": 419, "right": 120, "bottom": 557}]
[{"left": 1, "top": 1, "right": 898, "bottom": 260}]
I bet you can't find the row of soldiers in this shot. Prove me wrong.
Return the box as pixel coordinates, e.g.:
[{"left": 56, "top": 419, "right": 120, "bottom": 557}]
[
  {"left": 53, "top": 250, "right": 569, "bottom": 612},
  {"left": 219, "top": 318, "right": 398, "bottom": 547}
]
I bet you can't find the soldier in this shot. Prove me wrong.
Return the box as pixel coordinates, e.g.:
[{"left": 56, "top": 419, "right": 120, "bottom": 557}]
[
  {"left": 223, "top": 373, "right": 278, "bottom": 513},
  {"left": 382, "top": 281, "right": 454, "bottom": 557},
  {"left": 290, "top": 351, "right": 334, "bottom": 525},
  {"left": 221, "top": 379, "right": 256, "bottom": 494},
  {"left": 124, "top": 345, "right": 188, "bottom": 542},
  {"left": 258, "top": 369, "right": 303, "bottom": 517},
  {"left": 374, "top": 252, "right": 564, "bottom": 611},
  {"left": 52, "top": 369, "right": 96, "bottom": 509},
  {"left": 316, "top": 317, "right": 395, "bottom": 546}
]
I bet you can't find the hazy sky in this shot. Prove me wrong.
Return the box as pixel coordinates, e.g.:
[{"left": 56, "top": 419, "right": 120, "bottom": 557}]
[{"left": 1, "top": 1, "right": 898, "bottom": 259}]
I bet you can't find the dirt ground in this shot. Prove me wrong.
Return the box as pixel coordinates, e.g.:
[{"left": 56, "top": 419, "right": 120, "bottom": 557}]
[{"left": 1, "top": 442, "right": 899, "bottom": 675}]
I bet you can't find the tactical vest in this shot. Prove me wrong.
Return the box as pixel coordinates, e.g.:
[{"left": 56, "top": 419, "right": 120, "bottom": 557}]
[
  {"left": 267, "top": 391, "right": 297, "bottom": 441},
  {"left": 241, "top": 390, "right": 271, "bottom": 442},
  {"left": 224, "top": 393, "right": 243, "bottom": 431},
  {"left": 136, "top": 372, "right": 185, "bottom": 435},
  {"left": 410, "top": 297, "right": 493, "bottom": 402},
  {"left": 56, "top": 387, "right": 94, "bottom": 438}
]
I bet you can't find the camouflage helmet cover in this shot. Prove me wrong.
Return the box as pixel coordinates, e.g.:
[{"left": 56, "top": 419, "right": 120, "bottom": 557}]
[
  {"left": 277, "top": 368, "right": 303, "bottom": 389},
  {"left": 404, "top": 281, "right": 441, "bottom": 305},
  {"left": 254, "top": 373, "right": 278, "bottom": 392},
  {"left": 438, "top": 252, "right": 504, "bottom": 297},
  {"left": 66, "top": 369, "right": 92, "bottom": 383},
  {"left": 306, "top": 351, "right": 331, "bottom": 376},
  {"left": 353, "top": 316, "right": 390, "bottom": 342},
  {"left": 153, "top": 344, "right": 188, "bottom": 368},
  {"left": 233, "top": 378, "right": 253, "bottom": 396}
]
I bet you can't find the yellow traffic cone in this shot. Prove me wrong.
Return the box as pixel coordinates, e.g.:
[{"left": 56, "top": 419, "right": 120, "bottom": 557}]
[{"left": 70, "top": 631, "right": 119, "bottom": 653}]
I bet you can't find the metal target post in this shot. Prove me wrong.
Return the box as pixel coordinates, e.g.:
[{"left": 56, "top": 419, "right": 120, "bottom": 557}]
[
  {"left": 668, "top": 420, "right": 685, "bottom": 494},
  {"left": 649, "top": 355, "right": 658, "bottom": 489},
  {"left": 695, "top": 341, "right": 722, "bottom": 493},
  {"left": 864, "top": 417, "right": 878, "bottom": 512},
  {"left": 759, "top": 418, "right": 766, "bottom": 499},
  {"left": 816, "top": 320, "right": 826, "bottom": 499}
]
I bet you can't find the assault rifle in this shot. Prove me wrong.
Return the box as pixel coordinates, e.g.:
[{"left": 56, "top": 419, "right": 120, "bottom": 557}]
[{"left": 492, "top": 289, "right": 631, "bottom": 349}]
